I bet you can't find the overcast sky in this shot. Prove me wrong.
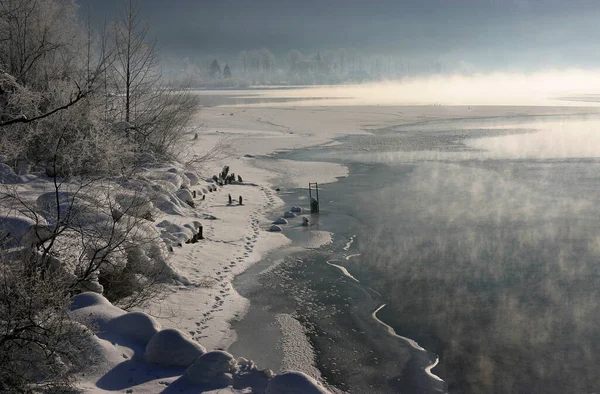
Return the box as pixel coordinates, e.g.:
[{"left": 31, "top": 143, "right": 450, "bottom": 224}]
[{"left": 79, "top": 0, "right": 600, "bottom": 71}]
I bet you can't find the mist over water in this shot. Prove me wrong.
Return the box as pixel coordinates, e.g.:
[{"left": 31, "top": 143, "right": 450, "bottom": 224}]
[
  {"left": 265, "top": 108, "right": 600, "bottom": 393},
  {"left": 227, "top": 70, "right": 600, "bottom": 107}
]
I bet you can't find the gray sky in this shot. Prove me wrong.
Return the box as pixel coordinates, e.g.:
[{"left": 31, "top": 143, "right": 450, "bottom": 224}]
[{"left": 79, "top": 0, "right": 600, "bottom": 71}]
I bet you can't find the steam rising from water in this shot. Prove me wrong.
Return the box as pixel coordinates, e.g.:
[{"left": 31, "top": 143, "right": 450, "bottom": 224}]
[{"left": 245, "top": 70, "right": 600, "bottom": 106}]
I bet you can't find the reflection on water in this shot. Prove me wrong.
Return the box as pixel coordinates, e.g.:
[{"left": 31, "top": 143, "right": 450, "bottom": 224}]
[{"left": 284, "top": 113, "right": 600, "bottom": 393}]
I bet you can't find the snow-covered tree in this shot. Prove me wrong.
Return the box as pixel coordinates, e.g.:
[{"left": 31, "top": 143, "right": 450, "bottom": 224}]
[
  {"left": 113, "top": 0, "right": 160, "bottom": 124},
  {"left": 111, "top": 0, "right": 199, "bottom": 159}
]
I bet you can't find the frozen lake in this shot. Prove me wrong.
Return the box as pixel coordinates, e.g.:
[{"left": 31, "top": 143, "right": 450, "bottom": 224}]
[{"left": 233, "top": 108, "right": 600, "bottom": 393}]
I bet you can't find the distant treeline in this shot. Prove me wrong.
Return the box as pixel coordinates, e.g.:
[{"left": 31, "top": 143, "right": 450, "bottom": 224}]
[{"left": 166, "top": 48, "right": 469, "bottom": 88}]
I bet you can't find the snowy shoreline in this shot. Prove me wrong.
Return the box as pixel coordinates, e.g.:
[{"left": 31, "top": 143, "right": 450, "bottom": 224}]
[
  {"left": 135, "top": 101, "right": 600, "bottom": 393},
  {"left": 79, "top": 103, "right": 353, "bottom": 392},
  {"left": 8, "top": 99, "right": 598, "bottom": 392}
]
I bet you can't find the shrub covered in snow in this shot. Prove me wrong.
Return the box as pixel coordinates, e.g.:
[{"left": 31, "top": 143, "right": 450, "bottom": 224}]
[
  {"left": 144, "top": 328, "right": 207, "bottom": 367},
  {"left": 0, "top": 255, "right": 96, "bottom": 392}
]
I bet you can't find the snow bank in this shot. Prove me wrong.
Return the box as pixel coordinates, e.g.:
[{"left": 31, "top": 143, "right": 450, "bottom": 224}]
[{"left": 144, "top": 328, "right": 207, "bottom": 367}]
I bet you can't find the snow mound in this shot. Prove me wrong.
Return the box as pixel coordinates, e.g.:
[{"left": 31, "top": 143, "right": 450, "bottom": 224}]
[
  {"left": 136, "top": 152, "right": 158, "bottom": 165},
  {"left": 144, "top": 170, "right": 184, "bottom": 192},
  {"left": 157, "top": 219, "right": 196, "bottom": 247},
  {"left": 20, "top": 224, "right": 54, "bottom": 247},
  {"left": 70, "top": 292, "right": 111, "bottom": 310},
  {"left": 151, "top": 189, "right": 187, "bottom": 216},
  {"left": 184, "top": 171, "right": 201, "bottom": 186},
  {"left": 114, "top": 192, "right": 155, "bottom": 220},
  {"left": 176, "top": 188, "right": 194, "bottom": 205},
  {"left": 273, "top": 217, "right": 288, "bottom": 225},
  {"left": 60, "top": 321, "right": 124, "bottom": 374},
  {"left": 269, "top": 225, "right": 283, "bottom": 232},
  {"left": 144, "top": 328, "right": 207, "bottom": 367},
  {"left": 69, "top": 292, "right": 125, "bottom": 330},
  {"left": 36, "top": 191, "right": 106, "bottom": 227},
  {"left": 185, "top": 350, "right": 237, "bottom": 385},
  {"left": 266, "top": 371, "right": 331, "bottom": 394},
  {"left": 283, "top": 211, "right": 297, "bottom": 219},
  {"left": 104, "top": 311, "right": 161, "bottom": 345},
  {"left": 290, "top": 206, "right": 303, "bottom": 213},
  {"left": 0, "top": 163, "right": 18, "bottom": 183},
  {"left": 0, "top": 215, "right": 44, "bottom": 248}
]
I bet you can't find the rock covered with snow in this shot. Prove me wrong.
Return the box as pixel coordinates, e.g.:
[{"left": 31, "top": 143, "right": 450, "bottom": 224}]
[
  {"left": 269, "top": 225, "right": 283, "bottom": 232},
  {"left": 103, "top": 311, "right": 161, "bottom": 345},
  {"left": 273, "top": 217, "right": 288, "bottom": 225},
  {"left": 266, "top": 371, "right": 331, "bottom": 394},
  {"left": 290, "top": 206, "right": 303, "bottom": 213},
  {"left": 185, "top": 350, "right": 237, "bottom": 385},
  {"left": 144, "top": 328, "right": 207, "bottom": 367},
  {"left": 283, "top": 211, "right": 297, "bottom": 219}
]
